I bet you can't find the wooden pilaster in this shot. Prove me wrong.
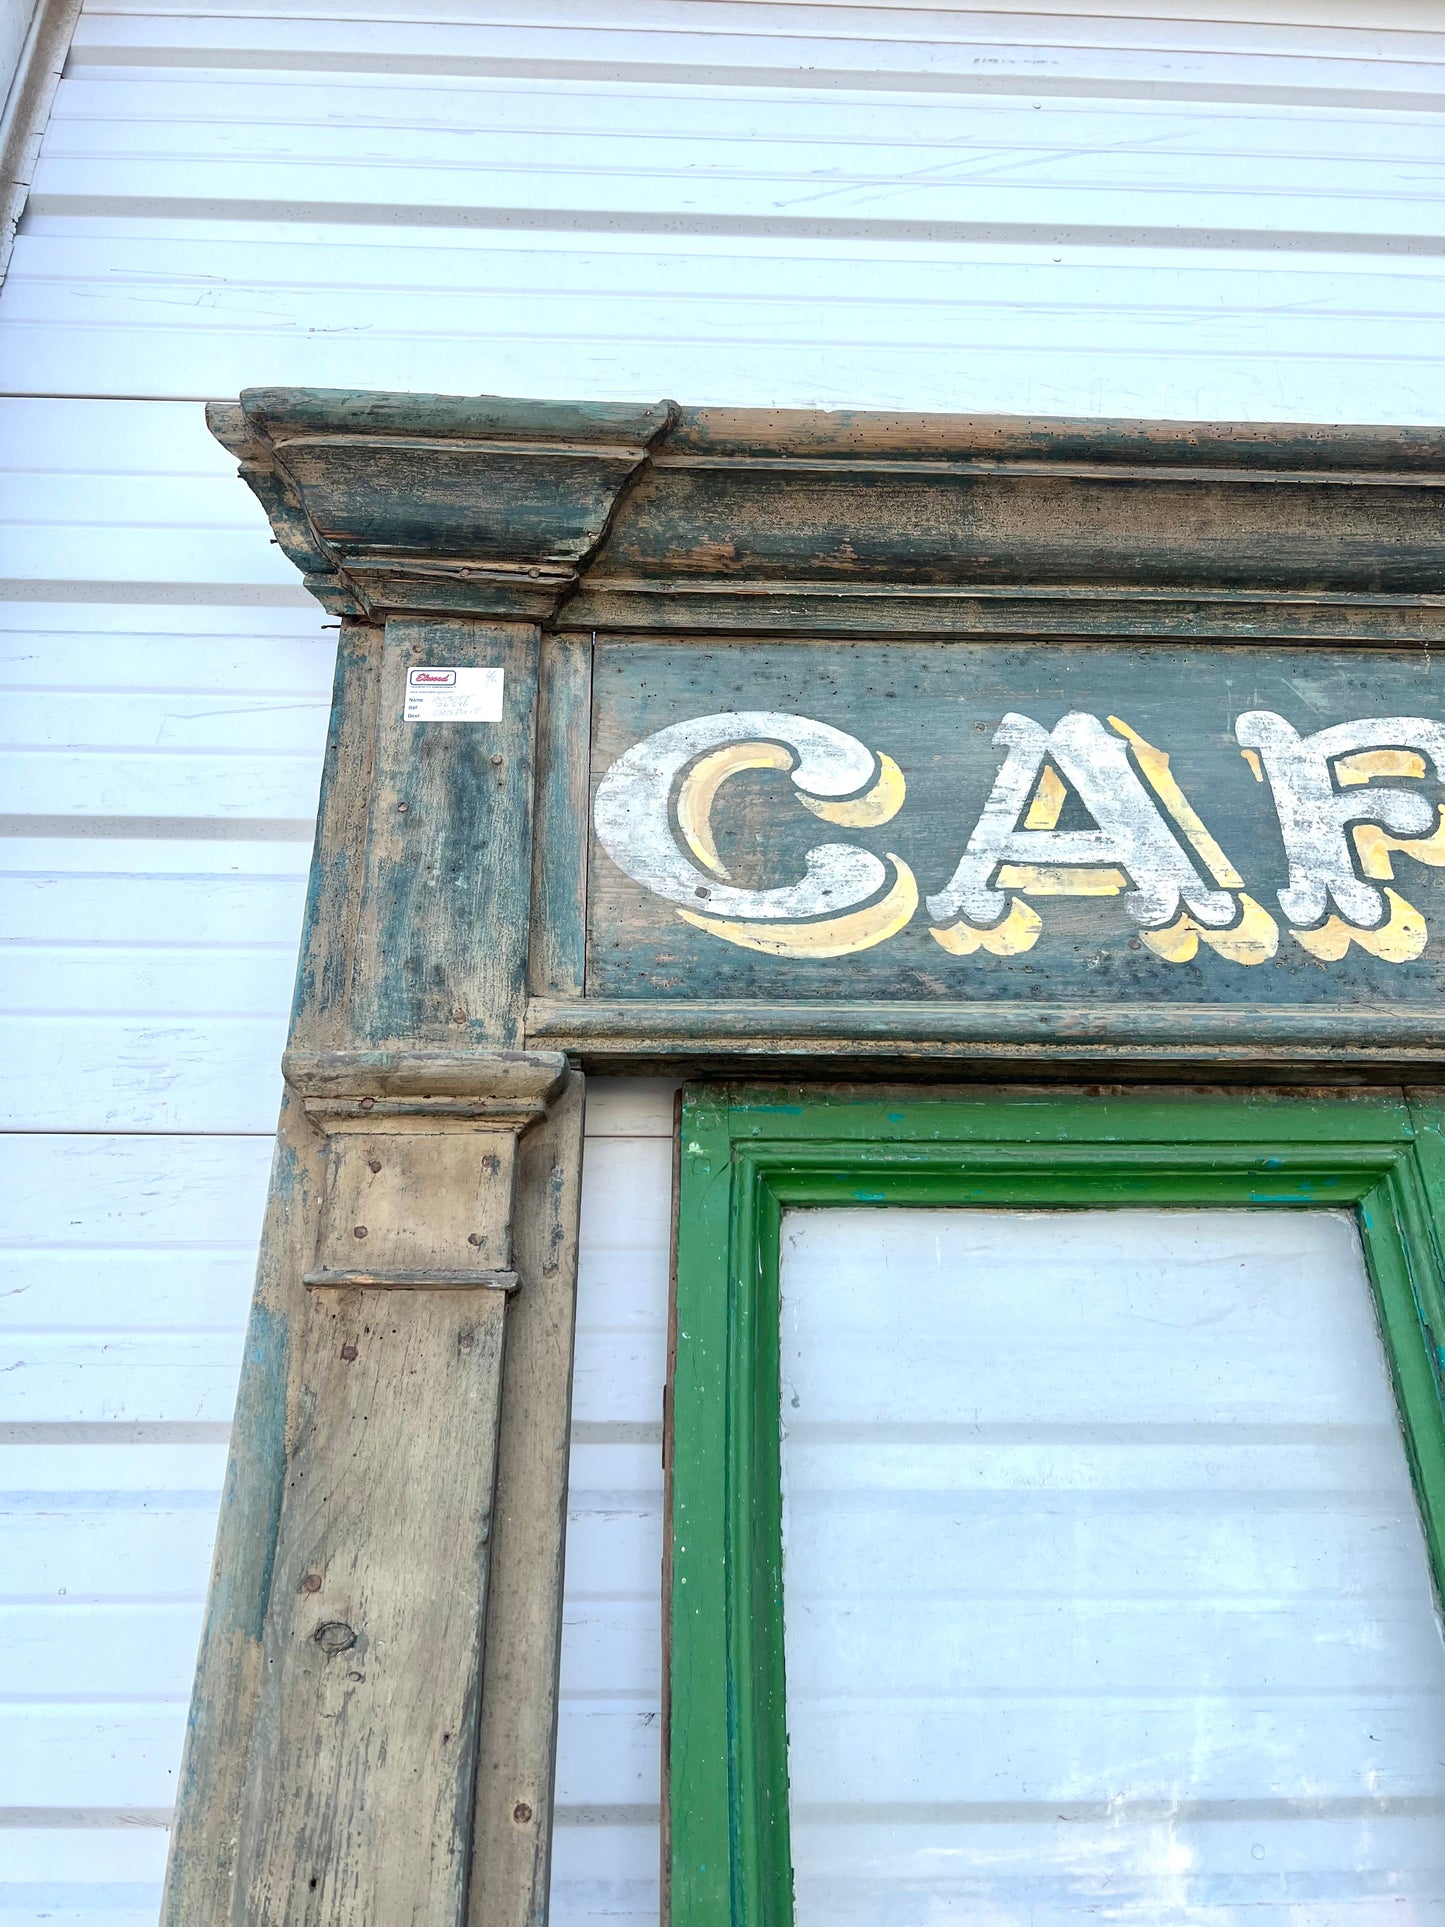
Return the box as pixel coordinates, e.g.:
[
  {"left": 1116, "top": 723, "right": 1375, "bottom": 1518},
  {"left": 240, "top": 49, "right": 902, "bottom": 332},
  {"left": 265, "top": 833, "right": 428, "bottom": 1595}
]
[
  {"left": 229, "top": 1051, "right": 566, "bottom": 1926},
  {"left": 163, "top": 592, "right": 589, "bottom": 1924}
]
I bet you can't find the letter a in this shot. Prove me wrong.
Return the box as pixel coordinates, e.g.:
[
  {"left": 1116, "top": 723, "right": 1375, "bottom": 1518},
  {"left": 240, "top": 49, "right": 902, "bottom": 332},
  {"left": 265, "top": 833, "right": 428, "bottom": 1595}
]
[{"left": 928, "top": 712, "right": 1238, "bottom": 935}]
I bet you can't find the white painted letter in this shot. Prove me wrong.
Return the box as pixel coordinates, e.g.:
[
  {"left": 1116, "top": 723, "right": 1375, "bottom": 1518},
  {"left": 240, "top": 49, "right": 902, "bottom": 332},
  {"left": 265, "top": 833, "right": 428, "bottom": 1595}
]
[
  {"left": 593, "top": 711, "right": 916, "bottom": 957},
  {"left": 928, "top": 712, "right": 1237, "bottom": 933},
  {"left": 1236, "top": 712, "right": 1445, "bottom": 930}
]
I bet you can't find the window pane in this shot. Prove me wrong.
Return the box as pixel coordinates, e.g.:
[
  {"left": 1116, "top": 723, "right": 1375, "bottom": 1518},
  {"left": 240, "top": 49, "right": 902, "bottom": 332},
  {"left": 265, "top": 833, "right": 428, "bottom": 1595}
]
[{"left": 779, "top": 1208, "right": 1445, "bottom": 1925}]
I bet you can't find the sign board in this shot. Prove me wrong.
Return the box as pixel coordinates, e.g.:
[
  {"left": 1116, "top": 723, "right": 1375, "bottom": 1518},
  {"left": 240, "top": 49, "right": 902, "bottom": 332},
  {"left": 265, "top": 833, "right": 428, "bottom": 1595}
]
[{"left": 588, "top": 641, "right": 1445, "bottom": 1010}]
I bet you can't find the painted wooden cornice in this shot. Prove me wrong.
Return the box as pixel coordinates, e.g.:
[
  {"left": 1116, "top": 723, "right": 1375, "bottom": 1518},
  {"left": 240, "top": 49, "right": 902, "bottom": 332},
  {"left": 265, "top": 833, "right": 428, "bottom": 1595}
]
[{"left": 210, "top": 388, "right": 1445, "bottom": 641}]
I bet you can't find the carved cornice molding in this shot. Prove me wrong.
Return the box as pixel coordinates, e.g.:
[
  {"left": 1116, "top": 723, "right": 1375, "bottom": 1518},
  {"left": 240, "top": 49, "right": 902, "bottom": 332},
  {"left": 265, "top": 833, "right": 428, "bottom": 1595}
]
[
  {"left": 213, "top": 389, "right": 1445, "bottom": 642},
  {"left": 208, "top": 389, "right": 677, "bottom": 624}
]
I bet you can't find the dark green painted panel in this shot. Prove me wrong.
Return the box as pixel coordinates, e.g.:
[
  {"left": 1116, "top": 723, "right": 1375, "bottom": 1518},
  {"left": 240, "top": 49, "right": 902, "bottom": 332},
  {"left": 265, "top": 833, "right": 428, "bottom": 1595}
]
[{"left": 588, "top": 639, "right": 1445, "bottom": 1007}]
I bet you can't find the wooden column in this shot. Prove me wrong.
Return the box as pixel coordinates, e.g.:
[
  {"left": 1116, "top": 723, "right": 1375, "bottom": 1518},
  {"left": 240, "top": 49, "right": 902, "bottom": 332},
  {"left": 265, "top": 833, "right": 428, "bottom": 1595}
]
[
  {"left": 229, "top": 1051, "right": 566, "bottom": 1926},
  {"left": 163, "top": 609, "right": 586, "bottom": 1927}
]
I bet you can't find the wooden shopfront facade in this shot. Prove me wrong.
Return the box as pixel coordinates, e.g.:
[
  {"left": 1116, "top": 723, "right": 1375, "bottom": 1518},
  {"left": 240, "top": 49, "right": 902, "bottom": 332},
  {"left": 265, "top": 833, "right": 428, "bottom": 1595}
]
[{"left": 164, "top": 389, "right": 1445, "bottom": 1926}]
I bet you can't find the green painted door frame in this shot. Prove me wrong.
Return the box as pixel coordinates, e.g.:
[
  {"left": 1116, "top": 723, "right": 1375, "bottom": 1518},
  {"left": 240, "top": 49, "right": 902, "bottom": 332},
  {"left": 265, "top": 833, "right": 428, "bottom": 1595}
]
[{"left": 668, "top": 1086, "right": 1445, "bottom": 1927}]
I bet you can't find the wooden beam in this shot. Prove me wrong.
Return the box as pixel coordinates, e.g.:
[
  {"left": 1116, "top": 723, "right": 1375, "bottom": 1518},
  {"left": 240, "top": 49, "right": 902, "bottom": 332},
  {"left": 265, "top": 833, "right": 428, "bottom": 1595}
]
[{"left": 209, "top": 390, "right": 1445, "bottom": 640}]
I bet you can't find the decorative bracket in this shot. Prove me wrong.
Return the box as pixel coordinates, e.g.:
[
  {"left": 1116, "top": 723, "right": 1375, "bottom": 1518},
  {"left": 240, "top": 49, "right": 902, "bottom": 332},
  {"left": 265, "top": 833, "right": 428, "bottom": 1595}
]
[{"left": 284, "top": 1049, "right": 569, "bottom": 1293}]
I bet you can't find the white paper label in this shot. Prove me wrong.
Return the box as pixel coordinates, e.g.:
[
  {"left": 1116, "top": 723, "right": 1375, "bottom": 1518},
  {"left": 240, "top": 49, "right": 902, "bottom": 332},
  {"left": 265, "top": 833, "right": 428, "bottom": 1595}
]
[{"left": 404, "top": 665, "right": 505, "bottom": 722}]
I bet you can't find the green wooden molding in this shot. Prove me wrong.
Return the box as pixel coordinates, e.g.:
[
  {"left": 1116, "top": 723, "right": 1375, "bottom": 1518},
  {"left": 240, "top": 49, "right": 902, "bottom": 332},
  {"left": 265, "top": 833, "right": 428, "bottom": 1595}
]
[
  {"left": 209, "top": 390, "right": 1445, "bottom": 641},
  {"left": 668, "top": 1085, "right": 1445, "bottom": 1927}
]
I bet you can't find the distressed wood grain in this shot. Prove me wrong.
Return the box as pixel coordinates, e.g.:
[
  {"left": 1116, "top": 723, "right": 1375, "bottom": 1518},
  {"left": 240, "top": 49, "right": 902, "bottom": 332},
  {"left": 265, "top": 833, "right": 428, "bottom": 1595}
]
[
  {"left": 310, "top": 1127, "right": 519, "bottom": 1277},
  {"left": 226, "top": 1057, "right": 550, "bottom": 1927},
  {"left": 469, "top": 1072, "right": 585, "bottom": 1927},
  {"left": 163, "top": 605, "right": 383, "bottom": 1927},
  {"left": 349, "top": 619, "right": 539, "bottom": 1049},
  {"left": 158, "top": 1089, "right": 316, "bottom": 1927},
  {"left": 526, "top": 996, "right": 1445, "bottom": 1069},
  {"left": 292, "top": 620, "right": 381, "bottom": 1049},
  {"left": 231, "top": 1280, "right": 509, "bottom": 1927},
  {"left": 529, "top": 633, "right": 593, "bottom": 1001},
  {"left": 211, "top": 392, "right": 1445, "bottom": 641}
]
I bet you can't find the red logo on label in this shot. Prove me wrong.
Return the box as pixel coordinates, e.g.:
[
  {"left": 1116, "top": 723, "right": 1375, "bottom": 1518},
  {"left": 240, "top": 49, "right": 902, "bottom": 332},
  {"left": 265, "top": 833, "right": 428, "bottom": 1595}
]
[{"left": 410, "top": 668, "right": 456, "bottom": 687}]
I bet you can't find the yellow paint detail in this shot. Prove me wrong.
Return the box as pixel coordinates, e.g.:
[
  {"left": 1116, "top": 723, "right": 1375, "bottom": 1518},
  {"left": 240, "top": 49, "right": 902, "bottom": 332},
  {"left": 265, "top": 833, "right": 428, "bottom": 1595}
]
[
  {"left": 675, "top": 740, "right": 794, "bottom": 881},
  {"left": 1292, "top": 888, "right": 1428, "bottom": 965},
  {"left": 1352, "top": 806, "right": 1445, "bottom": 881},
  {"left": 1352, "top": 824, "right": 1395, "bottom": 880},
  {"left": 1141, "top": 893, "right": 1279, "bottom": 966},
  {"left": 1240, "top": 749, "right": 1264, "bottom": 783},
  {"left": 995, "top": 864, "right": 1128, "bottom": 895},
  {"left": 800, "top": 751, "right": 906, "bottom": 827},
  {"left": 678, "top": 857, "right": 919, "bottom": 958},
  {"left": 1108, "top": 715, "right": 1244, "bottom": 888},
  {"left": 1023, "top": 764, "right": 1068, "bottom": 831},
  {"left": 1140, "top": 917, "right": 1200, "bottom": 964},
  {"left": 930, "top": 897, "right": 1043, "bottom": 957},
  {"left": 1335, "top": 748, "right": 1428, "bottom": 787}
]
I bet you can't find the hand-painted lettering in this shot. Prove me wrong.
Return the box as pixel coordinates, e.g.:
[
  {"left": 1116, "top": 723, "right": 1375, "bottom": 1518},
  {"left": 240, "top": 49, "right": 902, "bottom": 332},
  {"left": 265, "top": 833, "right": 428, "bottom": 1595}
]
[{"left": 594, "top": 706, "right": 1445, "bottom": 967}]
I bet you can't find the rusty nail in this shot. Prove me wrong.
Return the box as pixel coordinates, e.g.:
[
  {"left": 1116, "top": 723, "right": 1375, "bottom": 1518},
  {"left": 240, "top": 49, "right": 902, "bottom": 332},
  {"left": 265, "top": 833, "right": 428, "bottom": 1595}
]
[
  {"left": 353, "top": 1224, "right": 368, "bottom": 1239},
  {"left": 360, "top": 1096, "right": 375, "bottom": 1111},
  {"left": 513, "top": 1803, "right": 532, "bottom": 1825},
  {"left": 490, "top": 754, "right": 503, "bottom": 766},
  {"left": 340, "top": 1342, "right": 358, "bottom": 1362},
  {"left": 301, "top": 1573, "right": 322, "bottom": 1594},
  {"left": 467, "top": 1232, "right": 483, "bottom": 1247},
  {"left": 367, "top": 1156, "right": 382, "bottom": 1174},
  {"left": 396, "top": 802, "right": 409, "bottom": 814}
]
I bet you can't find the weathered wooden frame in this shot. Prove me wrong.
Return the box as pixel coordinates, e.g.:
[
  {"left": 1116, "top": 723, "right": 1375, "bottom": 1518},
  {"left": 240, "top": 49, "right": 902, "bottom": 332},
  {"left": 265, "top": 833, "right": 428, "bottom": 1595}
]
[
  {"left": 208, "top": 387, "right": 1445, "bottom": 1077},
  {"left": 669, "top": 1085, "right": 1445, "bottom": 1927},
  {"left": 164, "top": 388, "right": 1445, "bottom": 1927}
]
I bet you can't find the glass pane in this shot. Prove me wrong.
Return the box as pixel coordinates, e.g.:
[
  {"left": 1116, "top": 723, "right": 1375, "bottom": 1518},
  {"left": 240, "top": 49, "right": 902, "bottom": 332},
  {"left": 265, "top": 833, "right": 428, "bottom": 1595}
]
[{"left": 779, "top": 1208, "right": 1445, "bottom": 1925}]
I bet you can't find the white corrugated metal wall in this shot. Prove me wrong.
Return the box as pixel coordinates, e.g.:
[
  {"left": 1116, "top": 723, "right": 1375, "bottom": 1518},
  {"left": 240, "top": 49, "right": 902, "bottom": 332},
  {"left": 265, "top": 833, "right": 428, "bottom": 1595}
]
[{"left": 0, "top": 2, "right": 1442, "bottom": 1921}]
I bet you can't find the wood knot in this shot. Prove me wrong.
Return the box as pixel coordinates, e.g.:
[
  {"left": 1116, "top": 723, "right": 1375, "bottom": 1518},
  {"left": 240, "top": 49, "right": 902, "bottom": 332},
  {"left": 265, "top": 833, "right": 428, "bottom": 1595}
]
[
  {"left": 300, "top": 1573, "right": 323, "bottom": 1594},
  {"left": 313, "top": 1621, "right": 358, "bottom": 1656}
]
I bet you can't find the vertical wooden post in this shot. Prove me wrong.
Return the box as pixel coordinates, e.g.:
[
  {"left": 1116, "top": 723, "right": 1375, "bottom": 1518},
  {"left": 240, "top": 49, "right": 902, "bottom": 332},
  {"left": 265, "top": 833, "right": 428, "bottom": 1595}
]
[
  {"left": 164, "top": 611, "right": 585, "bottom": 1927},
  {"left": 229, "top": 1053, "right": 566, "bottom": 1926},
  {"left": 469, "top": 1071, "right": 586, "bottom": 1927}
]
